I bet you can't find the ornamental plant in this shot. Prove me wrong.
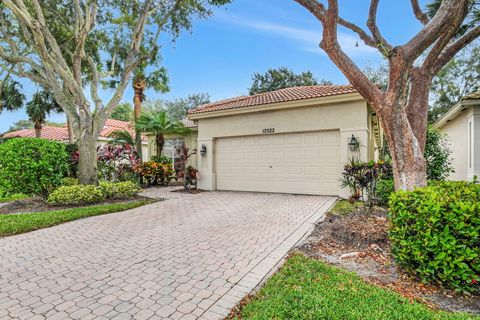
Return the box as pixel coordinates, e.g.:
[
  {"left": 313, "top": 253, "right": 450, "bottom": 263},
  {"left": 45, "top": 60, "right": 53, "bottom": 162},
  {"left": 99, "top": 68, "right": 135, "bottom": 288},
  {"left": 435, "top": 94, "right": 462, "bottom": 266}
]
[
  {"left": 97, "top": 144, "right": 140, "bottom": 182},
  {"left": 133, "top": 161, "right": 175, "bottom": 186},
  {"left": 389, "top": 181, "right": 480, "bottom": 293},
  {"left": 0, "top": 138, "right": 69, "bottom": 198},
  {"left": 340, "top": 159, "right": 392, "bottom": 207}
]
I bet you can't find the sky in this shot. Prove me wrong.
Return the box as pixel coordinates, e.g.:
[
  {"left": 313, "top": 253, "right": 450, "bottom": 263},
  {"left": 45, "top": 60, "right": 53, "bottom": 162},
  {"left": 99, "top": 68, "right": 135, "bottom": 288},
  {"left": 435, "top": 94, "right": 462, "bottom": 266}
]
[{"left": 0, "top": 0, "right": 427, "bottom": 133}]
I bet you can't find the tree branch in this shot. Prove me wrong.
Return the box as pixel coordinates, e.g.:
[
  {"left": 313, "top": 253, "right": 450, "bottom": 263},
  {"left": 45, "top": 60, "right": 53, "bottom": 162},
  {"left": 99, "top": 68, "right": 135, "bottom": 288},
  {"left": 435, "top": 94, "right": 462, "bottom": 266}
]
[
  {"left": 432, "top": 26, "right": 480, "bottom": 74},
  {"left": 367, "top": 0, "right": 392, "bottom": 56},
  {"left": 410, "top": 0, "right": 429, "bottom": 25},
  {"left": 402, "top": 0, "right": 469, "bottom": 64}
]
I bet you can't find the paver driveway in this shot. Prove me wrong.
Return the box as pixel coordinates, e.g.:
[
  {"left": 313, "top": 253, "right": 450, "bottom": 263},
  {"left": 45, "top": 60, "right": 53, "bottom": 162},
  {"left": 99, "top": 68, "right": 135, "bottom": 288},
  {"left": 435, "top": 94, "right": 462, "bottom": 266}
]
[{"left": 0, "top": 188, "right": 335, "bottom": 320}]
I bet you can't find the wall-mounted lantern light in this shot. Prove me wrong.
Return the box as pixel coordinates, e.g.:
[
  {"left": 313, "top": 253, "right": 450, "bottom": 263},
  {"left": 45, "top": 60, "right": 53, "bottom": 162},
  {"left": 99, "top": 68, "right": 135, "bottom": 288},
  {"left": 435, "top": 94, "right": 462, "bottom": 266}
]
[
  {"left": 200, "top": 144, "right": 207, "bottom": 156},
  {"left": 348, "top": 134, "right": 360, "bottom": 152}
]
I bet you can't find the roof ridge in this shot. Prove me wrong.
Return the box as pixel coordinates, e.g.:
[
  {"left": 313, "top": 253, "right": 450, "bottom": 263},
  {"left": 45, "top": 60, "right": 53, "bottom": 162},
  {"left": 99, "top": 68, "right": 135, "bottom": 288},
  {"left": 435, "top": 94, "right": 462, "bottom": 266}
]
[{"left": 189, "top": 84, "right": 357, "bottom": 115}]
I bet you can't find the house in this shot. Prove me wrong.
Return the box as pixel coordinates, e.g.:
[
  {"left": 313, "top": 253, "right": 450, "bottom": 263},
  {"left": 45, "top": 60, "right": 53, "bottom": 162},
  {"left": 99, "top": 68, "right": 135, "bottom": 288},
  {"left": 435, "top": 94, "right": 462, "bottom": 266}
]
[
  {"left": 3, "top": 119, "right": 150, "bottom": 159},
  {"left": 434, "top": 91, "right": 480, "bottom": 181},
  {"left": 183, "top": 85, "right": 383, "bottom": 197}
]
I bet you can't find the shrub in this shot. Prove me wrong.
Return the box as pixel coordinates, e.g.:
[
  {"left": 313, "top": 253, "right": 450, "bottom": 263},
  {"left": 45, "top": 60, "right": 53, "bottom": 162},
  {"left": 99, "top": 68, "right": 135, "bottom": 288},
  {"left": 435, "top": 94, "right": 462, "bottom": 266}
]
[
  {"left": 389, "top": 181, "right": 480, "bottom": 293},
  {"left": 97, "top": 144, "right": 140, "bottom": 182},
  {"left": 425, "top": 126, "right": 454, "bottom": 180},
  {"left": 0, "top": 138, "right": 69, "bottom": 198},
  {"left": 133, "top": 161, "right": 175, "bottom": 186},
  {"left": 151, "top": 155, "right": 172, "bottom": 164},
  {"left": 340, "top": 159, "right": 392, "bottom": 206},
  {"left": 99, "top": 181, "right": 140, "bottom": 199},
  {"left": 61, "top": 177, "right": 79, "bottom": 186},
  {"left": 47, "top": 185, "right": 106, "bottom": 205},
  {"left": 376, "top": 178, "right": 394, "bottom": 207}
]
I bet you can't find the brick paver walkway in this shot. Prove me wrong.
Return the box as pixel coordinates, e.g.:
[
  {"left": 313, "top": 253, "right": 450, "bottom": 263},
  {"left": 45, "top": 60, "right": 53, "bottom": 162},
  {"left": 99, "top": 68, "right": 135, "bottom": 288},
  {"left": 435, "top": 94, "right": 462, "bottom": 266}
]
[{"left": 0, "top": 188, "right": 335, "bottom": 319}]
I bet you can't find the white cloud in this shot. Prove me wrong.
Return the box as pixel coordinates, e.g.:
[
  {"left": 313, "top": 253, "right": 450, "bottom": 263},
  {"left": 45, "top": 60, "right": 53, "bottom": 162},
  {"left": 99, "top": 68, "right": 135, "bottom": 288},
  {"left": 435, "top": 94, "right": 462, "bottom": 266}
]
[{"left": 217, "top": 13, "right": 378, "bottom": 58}]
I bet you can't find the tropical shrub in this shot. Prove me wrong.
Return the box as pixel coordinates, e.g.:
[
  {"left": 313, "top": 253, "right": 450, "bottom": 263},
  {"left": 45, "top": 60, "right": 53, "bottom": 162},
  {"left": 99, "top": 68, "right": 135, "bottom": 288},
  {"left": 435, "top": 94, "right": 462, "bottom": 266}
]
[
  {"left": 48, "top": 181, "right": 141, "bottom": 205},
  {"left": 99, "top": 181, "right": 140, "bottom": 199},
  {"left": 151, "top": 155, "right": 172, "bottom": 164},
  {"left": 184, "top": 166, "right": 198, "bottom": 192},
  {"left": 425, "top": 126, "right": 454, "bottom": 180},
  {"left": 376, "top": 178, "right": 394, "bottom": 207},
  {"left": 340, "top": 159, "right": 392, "bottom": 206},
  {"left": 97, "top": 144, "right": 140, "bottom": 182},
  {"left": 389, "top": 181, "right": 480, "bottom": 293},
  {"left": 133, "top": 161, "right": 175, "bottom": 186},
  {"left": 61, "top": 177, "right": 79, "bottom": 186},
  {"left": 47, "top": 185, "right": 106, "bottom": 205},
  {"left": 0, "top": 138, "right": 69, "bottom": 198}
]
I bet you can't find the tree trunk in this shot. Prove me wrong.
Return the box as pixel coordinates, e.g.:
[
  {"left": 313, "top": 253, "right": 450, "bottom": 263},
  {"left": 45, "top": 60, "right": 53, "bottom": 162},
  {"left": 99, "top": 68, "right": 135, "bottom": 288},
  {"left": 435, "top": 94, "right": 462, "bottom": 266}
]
[
  {"left": 156, "top": 133, "right": 164, "bottom": 159},
  {"left": 379, "top": 101, "right": 427, "bottom": 190},
  {"left": 66, "top": 118, "right": 75, "bottom": 143},
  {"left": 34, "top": 121, "right": 42, "bottom": 138},
  {"left": 133, "top": 78, "right": 146, "bottom": 160},
  {"left": 76, "top": 112, "right": 99, "bottom": 185}
]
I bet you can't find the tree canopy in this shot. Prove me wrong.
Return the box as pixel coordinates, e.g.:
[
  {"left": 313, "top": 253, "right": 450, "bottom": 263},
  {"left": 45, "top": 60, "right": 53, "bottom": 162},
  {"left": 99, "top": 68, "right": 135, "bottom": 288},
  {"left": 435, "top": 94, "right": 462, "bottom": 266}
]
[
  {"left": 110, "top": 102, "right": 134, "bottom": 122},
  {"left": 248, "top": 67, "right": 332, "bottom": 95}
]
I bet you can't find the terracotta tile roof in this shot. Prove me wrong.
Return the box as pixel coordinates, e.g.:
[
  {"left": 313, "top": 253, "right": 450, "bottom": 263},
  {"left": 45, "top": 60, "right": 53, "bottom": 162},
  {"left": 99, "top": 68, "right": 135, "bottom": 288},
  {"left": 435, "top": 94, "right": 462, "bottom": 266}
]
[
  {"left": 3, "top": 126, "right": 69, "bottom": 141},
  {"left": 3, "top": 119, "right": 147, "bottom": 142},
  {"left": 188, "top": 84, "right": 357, "bottom": 115}
]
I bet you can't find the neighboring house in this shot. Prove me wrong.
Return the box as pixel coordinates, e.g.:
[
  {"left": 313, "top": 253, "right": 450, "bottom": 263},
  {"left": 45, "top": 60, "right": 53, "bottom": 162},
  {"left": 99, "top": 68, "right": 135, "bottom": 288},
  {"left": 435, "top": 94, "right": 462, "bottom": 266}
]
[
  {"left": 3, "top": 119, "right": 150, "bottom": 159},
  {"left": 186, "top": 85, "right": 383, "bottom": 197},
  {"left": 146, "top": 118, "right": 198, "bottom": 168},
  {"left": 434, "top": 91, "right": 480, "bottom": 181}
]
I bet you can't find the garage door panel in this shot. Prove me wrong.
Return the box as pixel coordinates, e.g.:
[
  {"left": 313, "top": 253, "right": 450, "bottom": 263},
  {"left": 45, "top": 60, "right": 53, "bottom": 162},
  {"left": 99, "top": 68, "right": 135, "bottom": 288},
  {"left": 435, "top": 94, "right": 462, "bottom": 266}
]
[{"left": 215, "top": 131, "right": 340, "bottom": 195}]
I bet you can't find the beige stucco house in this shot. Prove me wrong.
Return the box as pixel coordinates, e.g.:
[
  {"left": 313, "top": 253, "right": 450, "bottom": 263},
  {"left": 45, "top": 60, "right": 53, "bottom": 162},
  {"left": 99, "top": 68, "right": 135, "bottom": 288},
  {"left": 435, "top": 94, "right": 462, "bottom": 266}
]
[
  {"left": 434, "top": 91, "right": 480, "bottom": 181},
  {"left": 182, "top": 85, "right": 383, "bottom": 197}
]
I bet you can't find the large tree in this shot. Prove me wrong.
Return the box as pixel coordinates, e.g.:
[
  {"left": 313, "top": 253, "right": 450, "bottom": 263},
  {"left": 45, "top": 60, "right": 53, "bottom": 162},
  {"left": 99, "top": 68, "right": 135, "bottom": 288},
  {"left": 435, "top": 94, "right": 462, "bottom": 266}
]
[
  {"left": 294, "top": 0, "right": 480, "bottom": 190},
  {"left": 0, "top": 0, "right": 230, "bottom": 185},
  {"left": 110, "top": 102, "right": 134, "bottom": 122},
  {"left": 0, "top": 80, "right": 25, "bottom": 113},
  {"left": 164, "top": 93, "right": 210, "bottom": 121},
  {"left": 429, "top": 44, "right": 480, "bottom": 123},
  {"left": 248, "top": 67, "right": 332, "bottom": 95}
]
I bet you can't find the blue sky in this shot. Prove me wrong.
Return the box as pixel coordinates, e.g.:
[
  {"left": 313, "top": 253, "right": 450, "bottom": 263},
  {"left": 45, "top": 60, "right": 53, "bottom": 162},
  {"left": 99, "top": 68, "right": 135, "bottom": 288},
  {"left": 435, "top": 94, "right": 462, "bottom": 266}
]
[{"left": 0, "top": 0, "right": 426, "bottom": 133}]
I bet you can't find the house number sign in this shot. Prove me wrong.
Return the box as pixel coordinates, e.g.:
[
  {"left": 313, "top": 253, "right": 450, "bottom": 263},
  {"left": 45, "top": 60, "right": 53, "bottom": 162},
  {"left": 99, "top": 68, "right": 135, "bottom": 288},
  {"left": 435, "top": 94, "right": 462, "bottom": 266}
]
[{"left": 262, "top": 128, "right": 275, "bottom": 134}]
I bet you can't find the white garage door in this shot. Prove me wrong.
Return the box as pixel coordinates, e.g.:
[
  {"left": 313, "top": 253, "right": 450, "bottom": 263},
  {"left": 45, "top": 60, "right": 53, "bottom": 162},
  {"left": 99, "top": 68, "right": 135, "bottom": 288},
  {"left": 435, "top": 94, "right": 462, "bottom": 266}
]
[{"left": 215, "top": 130, "right": 340, "bottom": 195}]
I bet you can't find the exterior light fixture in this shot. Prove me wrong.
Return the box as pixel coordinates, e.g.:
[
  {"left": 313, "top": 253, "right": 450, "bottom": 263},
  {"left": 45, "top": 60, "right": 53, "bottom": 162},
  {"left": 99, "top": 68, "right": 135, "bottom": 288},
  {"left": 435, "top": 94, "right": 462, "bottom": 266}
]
[
  {"left": 348, "top": 134, "right": 360, "bottom": 152},
  {"left": 200, "top": 144, "right": 207, "bottom": 156}
]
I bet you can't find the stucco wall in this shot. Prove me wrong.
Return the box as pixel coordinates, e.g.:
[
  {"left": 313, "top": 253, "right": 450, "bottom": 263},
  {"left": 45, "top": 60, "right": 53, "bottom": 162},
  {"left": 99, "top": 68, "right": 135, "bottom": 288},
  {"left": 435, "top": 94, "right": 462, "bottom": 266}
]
[
  {"left": 441, "top": 110, "right": 469, "bottom": 181},
  {"left": 193, "top": 98, "right": 371, "bottom": 196}
]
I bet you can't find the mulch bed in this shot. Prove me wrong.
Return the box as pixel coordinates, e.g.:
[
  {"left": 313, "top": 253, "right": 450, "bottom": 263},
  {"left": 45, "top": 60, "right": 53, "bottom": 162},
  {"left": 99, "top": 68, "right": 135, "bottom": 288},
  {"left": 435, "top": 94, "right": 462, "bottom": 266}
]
[
  {"left": 0, "top": 195, "right": 156, "bottom": 215},
  {"left": 170, "top": 188, "right": 203, "bottom": 194},
  {"left": 297, "top": 205, "right": 480, "bottom": 315}
]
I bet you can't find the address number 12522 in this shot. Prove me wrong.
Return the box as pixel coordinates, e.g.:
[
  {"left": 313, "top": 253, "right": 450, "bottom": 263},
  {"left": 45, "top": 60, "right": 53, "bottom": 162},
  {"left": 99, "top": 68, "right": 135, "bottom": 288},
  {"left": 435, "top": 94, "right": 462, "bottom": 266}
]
[{"left": 262, "top": 128, "right": 275, "bottom": 134}]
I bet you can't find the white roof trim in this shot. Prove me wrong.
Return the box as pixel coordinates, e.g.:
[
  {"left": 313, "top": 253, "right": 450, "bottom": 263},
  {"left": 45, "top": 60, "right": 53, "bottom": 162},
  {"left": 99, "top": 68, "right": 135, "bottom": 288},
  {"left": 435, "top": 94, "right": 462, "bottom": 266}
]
[{"left": 433, "top": 99, "right": 479, "bottom": 128}]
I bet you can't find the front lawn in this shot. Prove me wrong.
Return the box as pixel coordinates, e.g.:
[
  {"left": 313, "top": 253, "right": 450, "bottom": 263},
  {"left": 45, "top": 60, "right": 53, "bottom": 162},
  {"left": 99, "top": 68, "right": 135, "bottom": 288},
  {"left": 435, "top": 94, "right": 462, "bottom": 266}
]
[
  {"left": 234, "top": 254, "right": 478, "bottom": 320},
  {"left": 0, "top": 200, "right": 152, "bottom": 236}
]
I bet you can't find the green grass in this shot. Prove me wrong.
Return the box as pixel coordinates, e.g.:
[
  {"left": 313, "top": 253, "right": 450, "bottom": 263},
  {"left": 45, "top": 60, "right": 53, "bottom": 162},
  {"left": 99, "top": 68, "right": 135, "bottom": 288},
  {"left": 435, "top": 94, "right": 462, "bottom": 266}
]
[
  {"left": 236, "top": 254, "right": 479, "bottom": 320},
  {"left": 0, "top": 193, "right": 30, "bottom": 203},
  {"left": 328, "top": 199, "right": 363, "bottom": 216},
  {"left": 0, "top": 200, "right": 151, "bottom": 236}
]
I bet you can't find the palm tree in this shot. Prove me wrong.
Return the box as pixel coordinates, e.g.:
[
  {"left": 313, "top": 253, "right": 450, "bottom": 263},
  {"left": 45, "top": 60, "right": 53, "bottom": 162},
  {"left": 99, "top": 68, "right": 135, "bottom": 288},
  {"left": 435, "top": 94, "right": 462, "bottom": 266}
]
[
  {"left": 0, "top": 80, "right": 25, "bottom": 113},
  {"left": 136, "top": 111, "right": 189, "bottom": 159},
  {"left": 26, "top": 91, "right": 62, "bottom": 138},
  {"left": 132, "top": 68, "right": 169, "bottom": 159},
  {"left": 108, "top": 129, "right": 135, "bottom": 146}
]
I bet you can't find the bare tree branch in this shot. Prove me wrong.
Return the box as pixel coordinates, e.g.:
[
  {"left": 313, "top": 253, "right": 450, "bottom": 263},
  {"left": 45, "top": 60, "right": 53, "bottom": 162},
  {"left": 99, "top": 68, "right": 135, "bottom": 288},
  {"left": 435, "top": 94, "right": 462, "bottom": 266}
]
[
  {"left": 433, "top": 26, "right": 480, "bottom": 74},
  {"left": 367, "top": 0, "right": 392, "bottom": 55},
  {"left": 402, "top": 0, "right": 469, "bottom": 64},
  {"left": 410, "top": 0, "right": 429, "bottom": 25}
]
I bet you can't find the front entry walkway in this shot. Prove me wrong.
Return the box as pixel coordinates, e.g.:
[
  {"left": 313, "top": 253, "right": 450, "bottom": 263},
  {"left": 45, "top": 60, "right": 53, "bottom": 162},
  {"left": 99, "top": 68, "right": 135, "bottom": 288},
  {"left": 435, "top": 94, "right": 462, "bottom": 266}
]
[{"left": 0, "top": 188, "right": 335, "bottom": 320}]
